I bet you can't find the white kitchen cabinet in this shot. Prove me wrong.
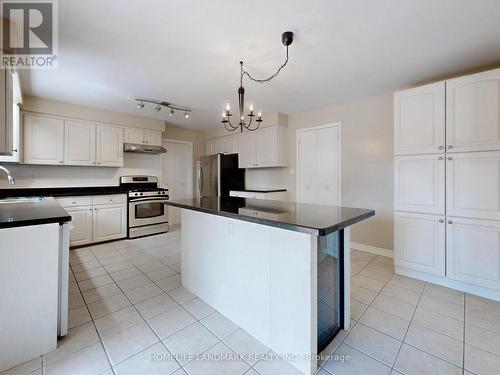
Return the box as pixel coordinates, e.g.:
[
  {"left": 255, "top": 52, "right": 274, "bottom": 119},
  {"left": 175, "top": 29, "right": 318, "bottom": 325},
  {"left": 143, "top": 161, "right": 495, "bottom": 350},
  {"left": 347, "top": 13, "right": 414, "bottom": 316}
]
[
  {"left": 92, "top": 203, "right": 127, "bottom": 243},
  {"left": 394, "top": 211, "right": 446, "bottom": 276},
  {"left": 64, "top": 120, "right": 96, "bottom": 166},
  {"left": 394, "top": 81, "right": 446, "bottom": 155},
  {"left": 237, "top": 126, "right": 286, "bottom": 168},
  {"left": 124, "top": 127, "right": 162, "bottom": 146},
  {"left": 214, "top": 137, "right": 227, "bottom": 154},
  {"left": 446, "top": 68, "right": 500, "bottom": 153},
  {"left": 96, "top": 124, "right": 123, "bottom": 167},
  {"left": 446, "top": 151, "right": 500, "bottom": 221},
  {"left": 256, "top": 127, "right": 278, "bottom": 167},
  {"left": 446, "top": 217, "right": 500, "bottom": 291},
  {"left": 65, "top": 206, "right": 93, "bottom": 246},
  {"left": 205, "top": 139, "right": 215, "bottom": 155},
  {"left": 144, "top": 130, "right": 162, "bottom": 146},
  {"left": 24, "top": 114, "right": 64, "bottom": 165},
  {"left": 124, "top": 128, "right": 144, "bottom": 144},
  {"left": 394, "top": 154, "right": 445, "bottom": 215},
  {"left": 238, "top": 132, "right": 257, "bottom": 168},
  {"left": 226, "top": 136, "right": 238, "bottom": 154}
]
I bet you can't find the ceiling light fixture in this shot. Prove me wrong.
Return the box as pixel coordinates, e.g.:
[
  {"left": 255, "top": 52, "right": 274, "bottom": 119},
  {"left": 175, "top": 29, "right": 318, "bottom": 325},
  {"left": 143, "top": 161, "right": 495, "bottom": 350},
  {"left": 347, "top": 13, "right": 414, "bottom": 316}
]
[
  {"left": 222, "top": 31, "right": 294, "bottom": 132},
  {"left": 135, "top": 98, "right": 191, "bottom": 119}
]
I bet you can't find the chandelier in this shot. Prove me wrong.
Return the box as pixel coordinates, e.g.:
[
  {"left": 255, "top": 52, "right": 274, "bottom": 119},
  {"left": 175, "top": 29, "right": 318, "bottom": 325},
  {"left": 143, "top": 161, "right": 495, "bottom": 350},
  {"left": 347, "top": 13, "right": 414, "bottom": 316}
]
[{"left": 221, "top": 31, "right": 294, "bottom": 132}]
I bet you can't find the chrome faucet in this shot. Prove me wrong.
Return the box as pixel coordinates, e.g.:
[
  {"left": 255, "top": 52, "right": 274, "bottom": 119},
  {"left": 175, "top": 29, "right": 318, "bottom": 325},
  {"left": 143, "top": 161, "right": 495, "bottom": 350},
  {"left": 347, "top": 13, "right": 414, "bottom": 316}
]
[{"left": 0, "top": 165, "right": 15, "bottom": 184}]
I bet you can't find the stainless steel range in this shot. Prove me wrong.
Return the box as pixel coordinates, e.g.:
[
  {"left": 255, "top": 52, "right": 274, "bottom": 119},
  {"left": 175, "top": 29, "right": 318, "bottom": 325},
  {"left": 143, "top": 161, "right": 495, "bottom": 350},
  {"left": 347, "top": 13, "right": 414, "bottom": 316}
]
[{"left": 120, "top": 176, "right": 169, "bottom": 238}]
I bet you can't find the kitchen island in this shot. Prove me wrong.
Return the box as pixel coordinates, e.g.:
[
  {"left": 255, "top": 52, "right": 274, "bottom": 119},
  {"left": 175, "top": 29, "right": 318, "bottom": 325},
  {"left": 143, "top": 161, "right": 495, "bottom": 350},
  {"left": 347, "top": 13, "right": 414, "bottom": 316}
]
[{"left": 166, "top": 197, "right": 374, "bottom": 375}]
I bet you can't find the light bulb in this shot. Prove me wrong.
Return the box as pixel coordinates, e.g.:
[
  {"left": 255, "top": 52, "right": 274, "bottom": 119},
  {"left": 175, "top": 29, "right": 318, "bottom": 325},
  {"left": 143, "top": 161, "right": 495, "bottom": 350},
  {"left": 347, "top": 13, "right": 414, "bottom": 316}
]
[
  {"left": 169, "top": 109, "right": 174, "bottom": 116},
  {"left": 241, "top": 116, "right": 244, "bottom": 120},
  {"left": 155, "top": 104, "right": 161, "bottom": 112},
  {"left": 226, "top": 103, "right": 231, "bottom": 111},
  {"left": 222, "top": 111, "right": 227, "bottom": 118},
  {"left": 249, "top": 104, "right": 254, "bottom": 112},
  {"left": 184, "top": 111, "right": 190, "bottom": 119},
  {"left": 137, "top": 101, "right": 144, "bottom": 109},
  {"left": 257, "top": 111, "right": 262, "bottom": 117}
]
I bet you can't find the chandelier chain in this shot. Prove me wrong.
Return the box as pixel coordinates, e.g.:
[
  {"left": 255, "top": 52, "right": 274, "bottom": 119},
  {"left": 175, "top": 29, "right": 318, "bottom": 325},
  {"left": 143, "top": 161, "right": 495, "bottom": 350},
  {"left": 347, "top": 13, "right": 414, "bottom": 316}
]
[{"left": 240, "top": 46, "right": 289, "bottom": 85}]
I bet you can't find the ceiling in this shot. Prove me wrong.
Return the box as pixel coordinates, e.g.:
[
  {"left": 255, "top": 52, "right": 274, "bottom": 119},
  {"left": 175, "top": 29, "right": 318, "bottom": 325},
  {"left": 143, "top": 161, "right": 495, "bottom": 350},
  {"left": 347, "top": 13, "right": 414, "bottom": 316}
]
[{"left": 22, "top": 0, "right": 500, "bottom": 130}]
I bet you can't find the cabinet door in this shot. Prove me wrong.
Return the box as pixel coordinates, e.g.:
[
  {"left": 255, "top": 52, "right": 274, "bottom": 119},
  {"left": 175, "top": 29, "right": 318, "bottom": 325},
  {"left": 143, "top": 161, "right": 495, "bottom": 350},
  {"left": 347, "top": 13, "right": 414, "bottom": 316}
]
[
  {"left": 64, "top": 120, "right": 96, "bottom": 166},
  {"left": 205, "top": 139, "right": 215, "bottom": 155},
  {"left": 257, "top": 127, "right": 278, "bottom": 167},
  {"left": 66, "top": 206, "right": 93, "bottom": 247},
  {"left": 226, "top": 136, "right": 239, "bottom": 154},
  {"left": 238, "top": 133, "right": 257, "bottom": 168},
  {"left": 297, "top": 129, "right": 318, "bottom": 204},
  {"left": 394, "top": 211, "right": 445, "bottom": 276},
  {"left": 96, "top": 125, "right": 123, "bottom": 167},
  {"left": 24, "top": 114, "right": 64, "bottom": 165},
  {"left": 394, "top": 82, "right": 445, "bottom": 155},
  {"left": 446, "top": 217, "right": 500, "bottom": 291},
  {"left": 446, "top": 68, "right": 500, "bottom": 153},
  {"left": 394, "top": 155, "right": 445, "bottom": 214},
  {"left": 214, "top": 137, "right": 227, "bottom": 154},
  {"left": 144, "top": 130, "right": 162, "bottom": 146},
  {"left": 124, "top": 128, "right": 144, "bottom": 144},
  {"left": 317, "top": 125, "right": 341, "bottom": 206},
  {"left": 92, "top": 203, "right": 127, "bottom": 243},
  {"left": 446, "top": 151, "right": 500, "bottom": 220}
]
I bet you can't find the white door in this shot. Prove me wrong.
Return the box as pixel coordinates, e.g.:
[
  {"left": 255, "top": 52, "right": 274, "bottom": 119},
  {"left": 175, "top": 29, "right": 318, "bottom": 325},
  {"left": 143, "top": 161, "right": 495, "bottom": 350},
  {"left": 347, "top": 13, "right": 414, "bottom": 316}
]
[
  {"left": 64, "top": 120, "right": 96, "bottom": 166},
  {"left": 394, "top": 211, "right": 445, "bottom": 276},
  {"left": 205, "top": 139, "right": 215, "bottom": 155},
  {"left": 96, "top": 125, "right": 123, "bottom": 167},
  {"left": 24, "top": 114, "right": 64, "bottom": 165},
  {"left": 446, "top": 68, "right": 500, "bottom": 153},
  {"left": 162, "top": 140, "right": 193, "bottom": 225},
  {"left": 446, "top": 216, "right": 500, "bottom": 291},
  {"left": 394, "top": 81, "right": 446, "bottom": 155},
  {"left": 124, "top": 128, "right": 144, "bottom": 144},
  {"left": 297, "top": 124, "right": 341, "bottom": 206},
  {"left": 214, "top": 137, "right": 227, "bottom": 154},
  {"left": 238, "top": 132, "right": 257, "bottom": 168},
  {"left": 394, "top": 154, "right": 445, "bottom": 215},
  {"left": 144, "top": 130, "right": 162, "bottom": 146},
  {"left": 66, "top": 206, "right": 93, "bottom": 246},
  {"left": 92, "top": 204, "right": 127, "bottom": 243},
  {"left": 447, "top": 151, "right": 500, "bottom": 220},
  {"left": 257, "top": 127, "right": 278, "bottom": 167}
]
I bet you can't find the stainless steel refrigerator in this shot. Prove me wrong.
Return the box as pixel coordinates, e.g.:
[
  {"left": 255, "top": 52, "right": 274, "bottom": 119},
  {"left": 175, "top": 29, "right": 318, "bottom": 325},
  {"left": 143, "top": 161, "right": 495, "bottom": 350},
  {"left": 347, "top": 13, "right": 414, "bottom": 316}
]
[{"left": 197, "top": 153, "right": 245, "bottom": 198}]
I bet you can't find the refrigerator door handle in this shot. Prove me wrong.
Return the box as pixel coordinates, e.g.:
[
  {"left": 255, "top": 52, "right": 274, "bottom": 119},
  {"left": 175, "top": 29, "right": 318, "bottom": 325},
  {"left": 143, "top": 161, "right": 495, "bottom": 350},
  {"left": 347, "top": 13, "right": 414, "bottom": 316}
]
[
  {"left": 199, "top": 165, "right": 204, "bottom": 197},
  {"left": 217, "top": 154, "right": 222, "bottom": 197}
]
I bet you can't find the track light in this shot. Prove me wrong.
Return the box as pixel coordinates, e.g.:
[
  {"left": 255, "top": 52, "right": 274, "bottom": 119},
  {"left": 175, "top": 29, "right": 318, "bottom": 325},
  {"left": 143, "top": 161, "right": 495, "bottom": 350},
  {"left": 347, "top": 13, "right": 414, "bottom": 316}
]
[
  {"left": 134, "top": 98, "right": 191, "bottom": 119},
  {"left": 184, "top": 111, "right": 190, "bottom": 119},
  {"left": 155, "top": 104, "right": 161, "bottom": 112},
  {"left": 170, "top": 109, "right": 174, "bottom": 116},
  {"left": 137, "top": 101, "right": 144, "bottom": 109}
]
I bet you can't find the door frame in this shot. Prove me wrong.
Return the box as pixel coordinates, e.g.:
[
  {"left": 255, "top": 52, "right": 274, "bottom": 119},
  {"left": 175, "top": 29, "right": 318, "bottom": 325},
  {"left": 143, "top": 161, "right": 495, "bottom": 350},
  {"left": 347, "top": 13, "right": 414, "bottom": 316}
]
[
  {"left": 161, "top": 138, "right": 194, "bottom": 197},
  {"left": 296, "top": 123, "right": 342, "bottom": 205}
]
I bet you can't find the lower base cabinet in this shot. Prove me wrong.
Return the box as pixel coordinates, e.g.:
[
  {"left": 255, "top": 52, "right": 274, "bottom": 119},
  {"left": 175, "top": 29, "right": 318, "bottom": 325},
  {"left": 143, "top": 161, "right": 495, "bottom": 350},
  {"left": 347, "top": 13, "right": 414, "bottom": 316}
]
[
  {"left": 446, "top": 216, "right": 500, "bottom": 291},
  {"left": 394, "top": 211, "right": 445, "bottom": 276},
  {"left": 57, "top": 194, "right": 127, "bottom": 247}
]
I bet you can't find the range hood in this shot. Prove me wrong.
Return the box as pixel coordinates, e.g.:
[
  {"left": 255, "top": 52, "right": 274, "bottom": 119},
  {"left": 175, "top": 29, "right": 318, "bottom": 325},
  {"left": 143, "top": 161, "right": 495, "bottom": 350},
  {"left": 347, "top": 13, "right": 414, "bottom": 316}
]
[{"left": 124, "top": 143, "right": 166, "bottom": 154}]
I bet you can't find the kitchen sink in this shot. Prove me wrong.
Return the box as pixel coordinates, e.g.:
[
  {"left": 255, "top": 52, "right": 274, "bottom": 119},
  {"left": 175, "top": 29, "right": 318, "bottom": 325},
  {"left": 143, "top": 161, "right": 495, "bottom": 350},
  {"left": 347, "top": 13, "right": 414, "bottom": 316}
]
[{"left": 0, "top": 196, "right": 45, "bottom": 204}]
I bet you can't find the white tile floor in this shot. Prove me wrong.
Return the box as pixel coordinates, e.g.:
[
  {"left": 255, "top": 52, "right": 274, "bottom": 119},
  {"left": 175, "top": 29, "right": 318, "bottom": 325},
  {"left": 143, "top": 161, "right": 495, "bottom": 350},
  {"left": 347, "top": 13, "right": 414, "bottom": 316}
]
[{"left": 2, "top": 228, "right": 500, "bottom": 375}]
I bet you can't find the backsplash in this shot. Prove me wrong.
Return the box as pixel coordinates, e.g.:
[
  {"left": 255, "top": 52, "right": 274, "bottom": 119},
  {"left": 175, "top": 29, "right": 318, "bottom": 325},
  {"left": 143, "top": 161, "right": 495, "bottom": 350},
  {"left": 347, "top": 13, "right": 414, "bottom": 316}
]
[{"left": 0, "top": 153, "right": 161, "bottom": 188}]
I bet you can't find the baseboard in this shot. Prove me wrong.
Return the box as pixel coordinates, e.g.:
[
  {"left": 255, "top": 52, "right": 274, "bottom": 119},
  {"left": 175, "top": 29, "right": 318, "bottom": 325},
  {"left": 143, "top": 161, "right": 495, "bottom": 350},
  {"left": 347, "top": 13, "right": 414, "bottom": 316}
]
[{"left": 351, "top": 242, "right": 393, "bottom": 258}]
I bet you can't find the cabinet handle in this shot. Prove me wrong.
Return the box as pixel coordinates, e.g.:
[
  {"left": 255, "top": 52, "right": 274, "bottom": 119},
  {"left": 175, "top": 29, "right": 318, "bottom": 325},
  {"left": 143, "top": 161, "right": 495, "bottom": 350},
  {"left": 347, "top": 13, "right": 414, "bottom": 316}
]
[
  {"left": 59, "top": 161, "right": 63, "bottom": 164},
  {"left": 447, "top": 157, "right": 453, "bottom": 161},
  {"left": 448, "top": 220, "right": 453, "bottom": 224},
  {"left": 94, "top": 208, "right": 97, "bottom": 211},
  {"left": 438, "top": 146, "right": 444, "bottom": 150},
  {"left": 71, "top": 201, "right": 76, "bottom": 204},
  {"left": 438, "top": 157, "right": 443, "bottom": 160},
  {"left": 97, "top": 162, "right": 101, "bottom": 165},
  {"left": 438, "top": 219, "right": 444, "bottom": 223},
  {"left": 447, "top": 145, "right": 453, "bottom": 149},
  {"left": 89, "top": 208, "right": 92, "bottom": 211},
  {"left": 11, "top": 149, "right": 18, "bottom": 153}
]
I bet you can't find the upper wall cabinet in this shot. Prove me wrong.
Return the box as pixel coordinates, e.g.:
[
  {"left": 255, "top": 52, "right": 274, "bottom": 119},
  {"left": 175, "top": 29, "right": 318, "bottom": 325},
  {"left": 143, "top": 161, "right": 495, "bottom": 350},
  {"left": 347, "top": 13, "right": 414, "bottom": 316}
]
[
  {"left": 96, "top": 125, "right": 123, "bottom": 167},
  {"left": 206, "top": 136, "right": 238, "bottom": 155},
  {"left": 446, "top": 68, "right": 500, "bottom": 153},
  {"left": 125, "top": 128, "right": 162, "bottom": 146},
  {"left": 0, "top": 70, "right": 22, "bottom": 163},
  {"left": 64, "top": 120, "right": 96, "bottom": 166},
  {"left": 238, "top": 126, "right": 287, "bottom": 168},
  {"left": 24, "top": 114, "right": 64, "bottom": 165},
  {"left": 394, "top": 81, "right": 445, "bottom": 155}
]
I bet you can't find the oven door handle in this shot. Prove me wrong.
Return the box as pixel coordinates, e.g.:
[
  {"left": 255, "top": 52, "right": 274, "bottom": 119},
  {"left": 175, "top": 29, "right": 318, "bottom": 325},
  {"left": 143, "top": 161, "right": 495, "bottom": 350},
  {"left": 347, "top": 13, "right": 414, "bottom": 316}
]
[{"left": 129, "top": 197, "right": 169, "bottom": 203}]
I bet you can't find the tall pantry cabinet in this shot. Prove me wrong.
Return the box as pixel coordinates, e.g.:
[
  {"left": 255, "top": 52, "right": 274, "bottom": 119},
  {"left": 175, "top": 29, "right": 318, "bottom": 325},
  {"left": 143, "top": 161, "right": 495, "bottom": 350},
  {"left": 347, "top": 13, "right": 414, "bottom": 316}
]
[{"left": 394, "top": 68, "right": 500, "bottom": 298}]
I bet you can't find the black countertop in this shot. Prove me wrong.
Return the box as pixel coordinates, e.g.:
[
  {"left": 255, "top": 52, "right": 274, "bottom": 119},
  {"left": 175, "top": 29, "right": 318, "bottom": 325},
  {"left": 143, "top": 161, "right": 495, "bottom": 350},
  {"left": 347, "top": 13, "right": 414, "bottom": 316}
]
[
  {"left": 0, "top": 186, "right": 127, "bottom": 198},
  {"left": 0, "top": 196, "right": 71, "bottom": 229},
  {"left": 231, "top": 189, "right": 287, "bottom": 193},
  {"left": 165, "top": 197, "right": 375, "bottom": 235}
]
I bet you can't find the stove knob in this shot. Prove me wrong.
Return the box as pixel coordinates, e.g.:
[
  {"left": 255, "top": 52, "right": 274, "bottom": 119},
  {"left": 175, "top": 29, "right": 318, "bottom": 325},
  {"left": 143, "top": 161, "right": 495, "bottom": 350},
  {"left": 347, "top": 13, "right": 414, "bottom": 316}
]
[
  {"left": 139, "top": 192, "right": 143, "bottom": 196},
  {"left": 134, "top": 193, "right": 138, "bottom": 196}
]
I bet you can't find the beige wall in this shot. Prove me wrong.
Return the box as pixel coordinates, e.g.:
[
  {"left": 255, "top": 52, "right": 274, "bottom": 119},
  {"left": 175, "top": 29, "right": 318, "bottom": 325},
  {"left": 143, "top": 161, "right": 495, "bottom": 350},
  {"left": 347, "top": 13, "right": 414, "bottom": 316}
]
[{"left": 285, "top": 91, "right": 394, "bottom": 250}]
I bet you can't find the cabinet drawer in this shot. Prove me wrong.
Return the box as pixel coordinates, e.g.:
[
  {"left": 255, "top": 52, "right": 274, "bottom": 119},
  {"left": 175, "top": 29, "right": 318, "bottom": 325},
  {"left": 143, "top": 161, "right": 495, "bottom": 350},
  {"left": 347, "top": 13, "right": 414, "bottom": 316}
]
[
  {"left": 92, "top": 194, "right": 127, "bottom": 205},
  {"left": 57, "top": 196, "right": 93, "bottom": 207}
]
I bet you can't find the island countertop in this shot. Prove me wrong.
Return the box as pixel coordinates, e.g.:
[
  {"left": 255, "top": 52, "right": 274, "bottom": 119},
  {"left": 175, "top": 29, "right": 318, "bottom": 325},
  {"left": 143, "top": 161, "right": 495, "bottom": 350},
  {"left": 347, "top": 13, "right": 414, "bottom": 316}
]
[
  {"left": 165, "top": 197, "right": 374, "bottom": 235},
  {"left": 0, "top": 196, "right": 71, "bottom": 229}
]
